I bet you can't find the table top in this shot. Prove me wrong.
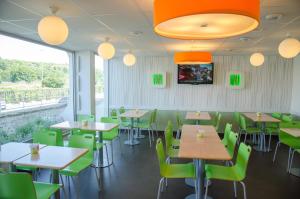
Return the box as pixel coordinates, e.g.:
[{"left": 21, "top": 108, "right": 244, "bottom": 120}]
[
  {"left": 243, "top": 113, "right": 281, "bottom": 123},
  {"left": 281, "top": 128, "right": 300, "bottom": 138},
  {"left": 51, "top": 121, "right": 118, "bottom": 132},
  {"left": 13, "top": 146, "right": 88, "bottom": 170},
  {"left": 185, "top": 112, "right": 211, "bottom": 121},
  {"left": 119, "top": 110, "right": 148, "bottom": 118},
  {"left": 0, "top": 142, "right": 46, "bottom": 164},
  {"left": 178, "top": 125, "right": 231, "bottom": 160}
]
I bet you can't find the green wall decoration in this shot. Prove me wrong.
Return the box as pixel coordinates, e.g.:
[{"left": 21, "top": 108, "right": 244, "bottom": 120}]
[
  {"left": 226, "top": 71, "right": 245, "bottom": 89},
  {"left": 151, "top": 72, "right": 166, "bottom": 88}
]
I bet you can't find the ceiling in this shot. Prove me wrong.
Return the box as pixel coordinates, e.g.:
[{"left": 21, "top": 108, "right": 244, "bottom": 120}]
[{"left": 0, "top": 0, "right": 299, "bottom": 56}]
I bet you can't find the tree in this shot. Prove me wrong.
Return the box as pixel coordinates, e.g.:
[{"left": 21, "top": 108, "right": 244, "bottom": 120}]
[
  {"left": 42, "top": 73, "right": 65, "bottom": 88},
  {"left": 9, "top": 65, "right": 37, "bottom": 82}
]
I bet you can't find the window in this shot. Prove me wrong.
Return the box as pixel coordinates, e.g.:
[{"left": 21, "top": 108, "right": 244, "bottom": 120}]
[
  {"left": 0, "top": 34, "right": 72, "bottom": 144},
  {"left": 95, "top": 55, "right": 106, "bottom": 119}
]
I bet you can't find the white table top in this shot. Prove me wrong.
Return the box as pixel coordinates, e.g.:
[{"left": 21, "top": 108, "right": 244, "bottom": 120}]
[
  {"left": 178, "top": 125, "right": 231, "bottom": 160},
  {"left": 119, "top": 110, "right": 148, "bottom": 118},
  {"left": 243, "top": 113, "right": 281, "bottom": 123},
  {"left": 185, "top": 112, "right": 211, "bottom": 121},
  {"left": 51, "top": 121, "right": 118, "bottom": 132},
  {"left": 0, "top": 142, "right": 46, "bottom": 164},
  {"left": 281, "top": 128, "right": 300, "bottom": 138},
  {"left": 13, "top": 146, "right": 88, "bottom": 170}
]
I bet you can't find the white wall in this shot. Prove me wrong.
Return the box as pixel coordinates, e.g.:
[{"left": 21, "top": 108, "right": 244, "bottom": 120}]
[
  {"left": 108, "top": 55, "right": 293, "bottom": 113},
  {"left": 290, "top": 55, "right": 300, "bottom": 115}
]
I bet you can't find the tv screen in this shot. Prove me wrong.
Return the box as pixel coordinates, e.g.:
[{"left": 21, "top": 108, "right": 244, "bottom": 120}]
[{"left": 178, "top": 63, "right": 214, "bottom": 84}]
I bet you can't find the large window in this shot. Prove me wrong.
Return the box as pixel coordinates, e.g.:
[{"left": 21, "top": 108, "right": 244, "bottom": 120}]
[
  {"left": 0, "top": 34, "right": 72, "bottom": 144},
  {"left": 95, "top": 55, "right": 106, "bottom": 120}
]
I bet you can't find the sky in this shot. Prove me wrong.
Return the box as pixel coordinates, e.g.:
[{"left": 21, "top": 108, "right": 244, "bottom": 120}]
[{"left": 0, "top": 34, "right": 69, "bottom": 64}]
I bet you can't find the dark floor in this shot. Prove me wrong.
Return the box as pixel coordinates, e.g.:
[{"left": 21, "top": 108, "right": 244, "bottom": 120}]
[{"left": 37, "top": 131, "right": 300, "bottom": 199}]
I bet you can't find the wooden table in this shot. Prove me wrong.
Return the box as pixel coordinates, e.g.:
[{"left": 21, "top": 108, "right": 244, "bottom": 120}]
[
  {"left": 51, "top": 121, "right": 118, "bottom": 168},
  {"left": 280, "top": 128, "right": 300, "bottom": 178},
  {"left": 0, "top": 142, "right": 46, "bottom": 171},
  {"left": 243, "top": 113, "right": 280, "bottom": 152},
  {"left": 14, "top": 146, "right": 88, "bottom": 199},
  {"left": 179, "top": 125, "right": 231, "bottom": 199},
  {"left": 119, "top": 110, "right": 148, "bottom": 145},
  {"left": 185, "top": 112, "right": 211, "bottom": 125}
]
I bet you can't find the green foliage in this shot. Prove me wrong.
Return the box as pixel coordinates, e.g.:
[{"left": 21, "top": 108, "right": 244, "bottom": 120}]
[{"left": 42, "top": 73, "right": 65, "bottom": 88}]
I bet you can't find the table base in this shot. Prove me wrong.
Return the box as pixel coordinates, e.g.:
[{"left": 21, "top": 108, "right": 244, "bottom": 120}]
[
  {"left": 253, "top": 145, "right": 267, "bottom": 152},
  {"left": 124, "top": 140, "right": 140, "bottom": 146},
  {"left": 290, "top": 168, "right": 300, "bottom": 177},
  {"left": 185, "top": 178, "right": 211, "bottom": 188},
  {"left": 185, "top": 194, "right": 212, "bottom": 199},
  {"left": 135, "top": 134, "right": 145, "bottom": 139}
]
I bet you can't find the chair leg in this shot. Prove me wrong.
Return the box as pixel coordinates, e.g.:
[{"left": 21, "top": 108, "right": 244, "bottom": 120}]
[
  {"left": 148, "top": 129, "right": 152, "bottom": 147},
  {"left": 268, "top": 133, "right": 272, "bottom": 151},
  {"left": 287, "top": 147, "right": 292, "bottom": 172},
  {"left": 204, "top": 179, "right": 209, "bottom": 199},
  {"left": 244, "top": 133, "right": 248, "bottom": 143},
  {"left": 233, "top": 181, "right": 237, "bottom": 198},
  {"left": 157, "top": 177, "right": 165, "bottom": 199},
  {"left": 111, "top": 141, "right": 114, "bottom": 165},
  {"left": 239, "top": 181, "right": 247, "bottom": 199},
  {"left": 289, "top": 149, "right": 296, "bottom": 173},
  {"left": 104, "top": 144, "right": 110, "bottom": 166},
  {"left": 273, "top": 141, "right": 280, "bottom": 162}
]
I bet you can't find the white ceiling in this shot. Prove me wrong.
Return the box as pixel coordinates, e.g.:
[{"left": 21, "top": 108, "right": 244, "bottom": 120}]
[{"left": 0, "top": 0, "right": 299, "bottom": 56}]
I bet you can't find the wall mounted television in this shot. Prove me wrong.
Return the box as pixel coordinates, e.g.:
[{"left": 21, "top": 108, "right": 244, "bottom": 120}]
[{"left": 177, "top": 63, "right": 214, "bottom": 84}]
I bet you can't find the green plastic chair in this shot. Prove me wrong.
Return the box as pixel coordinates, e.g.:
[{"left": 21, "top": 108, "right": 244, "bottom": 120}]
[
  {"left": 152, "top": 109, "right": 158, "bottom": 137},
  {"left": 215, "top": 113, "right": 222, "bottom": 133},
  {"left": 273, "top": 128, "right": 300, "bottom": 173},
  {"left": 59, "top": 134, "right": 99, "bottom": 196},
  {"left": 155, "top": 138, "right": 196, "bottom": 199},
  {"left": 164, "top": 126, "right": 179, "bottom": 161},
  {"left": 272, "top": 112, "right": 282, "bottom": 119},
  {"left": 101, "top": 117, "right": 121, "bottom": 165},
  {"left": 233, "top": 112, "right": 241, "bottom": 125},
  {"left": 282, "top": 115, "right": 293, "bottom": 122},
  {"left": 175, "top": 112, "right": 183, "bottom": 139},
  {"left": 221, "top": 123, "right": 233, "bottom": 147},
  {"left": 205, "top": 143, "right": 252, "bottom": 199},
  {"left": 136, "top": 111, "right": 155, "bottom": 147},
  {"left": 239, "top": 115, "right": 261, "bottom": 144},
  {"left": 0, "top": 172, "right": 61, "bottom": 199},
  {"left": 226, "top": 131, "right": 239, "bottom": 161},
  {"left": 167, "top": 121, "right": 180, "bottom": 148},
  {"left": 118, "top": 107, "right": 131, "bottom": 130},
  {"left": 110, "top": 109, "right": 118, "bottom": 119}
]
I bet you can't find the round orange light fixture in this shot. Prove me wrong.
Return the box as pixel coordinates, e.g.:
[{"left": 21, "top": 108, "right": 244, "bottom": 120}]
[
  {"left": 174, "top": 52, "right": 212, "bottom": 64},
  {"left": 154, "top": 0, "right": 260, "bottom": 40}
]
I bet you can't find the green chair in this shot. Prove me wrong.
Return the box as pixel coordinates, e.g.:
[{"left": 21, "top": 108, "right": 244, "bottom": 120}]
[
  {"left": 226, "top": 131, "right": 239, "bottom": 165},
  {"left": 101, "top": 117, "right": 121, "bottom": 165},
  {"left": 233, "top": 112, "right": 241, "bottom": 125},
  {"left": 152, "top": 109, "right": 158, "bottom": 137},
  {"left": 0, "top": 172, "right": 61, "bottom": 199},
  {"left": 273, "top": 128, "right": 300, "bottom": 173},
  {"left": 265, "top": 122, "right": 280, "bottom": 151},
  {"left": 221, "top": 123, "right": 233, "bottom": 147},
  {"left": 205, "top": 143, "right": 252, "bottom": 199},
  {"left": 215, "top": 113, "right": 222, "bottom": 133},
  {"left": 272, "top": 112, "right": 282, "bottom": 120},
  {"left": 175, "top": 112, "right": 183, "bottom": 139},
  {"left": 136, "top": 111, "right": 155, "bottom": 147},
  {"left": 164, "top": 126, "right": 179, "bottom": 161},
  {"left": 155, "top": 138, "right": 196, "bottom": 199},
  {"left": 118, "top": 107, "right": 131, "bottom": 131},
  {"left": 110, "top": 109, "right": 118, "bottom": 119},
  {"left": 167, "top": 121, "right": 180, "bottom": 148},
  {"left": 239, "top": 115, "right": 261, "bottom": 144},
  {"left": 59, "top": 134, "right": 99, "bottom": 196}
]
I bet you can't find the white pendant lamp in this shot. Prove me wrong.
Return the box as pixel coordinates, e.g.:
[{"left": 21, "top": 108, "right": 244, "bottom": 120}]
[
  {"left": 97, "top": 38, "right": 115, "bottom": 60},
  {"left": 250, "top": 53, "right": 264, "bottom": 67},
  {"left": 38, "top": 6, "right": 69, "bottom": 45},
  {"left": 278, "top": 38, "right": 300, "bottom": 59},
  {"left": 123, "top": 52, "right": 136, "bottom": 66}
]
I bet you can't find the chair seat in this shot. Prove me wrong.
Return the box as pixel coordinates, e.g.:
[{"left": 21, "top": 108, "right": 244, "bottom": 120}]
[
  {"left": 59, "top": 158, "right": 92, "bottom": 176},
  {"left": 162, "top": 163, "right": 195, "bottom": 179},
  {"left": 167, "top": 148, "right": 179, "bottom": 158},
  {"left": 34, "top": 182, "right": 61, "bottom": 199},
  {"left": 102, "top": 133, "right": 118, "bottom": 141},
  {"left": 205, "top": 164, "right": 242, "bottom": 182},
  {"left": 16, "top": 166, "right": 37, "bottom": 171}
]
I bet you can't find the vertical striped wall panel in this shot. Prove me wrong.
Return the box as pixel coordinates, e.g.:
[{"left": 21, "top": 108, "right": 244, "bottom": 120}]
[{"left": 108, "top": 55, "right": 293, "bottom": 113}]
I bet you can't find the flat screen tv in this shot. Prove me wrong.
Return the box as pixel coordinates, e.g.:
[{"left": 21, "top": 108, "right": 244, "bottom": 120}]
[{"left": 177, "top": 63, "right": 214, "bottom": 84}]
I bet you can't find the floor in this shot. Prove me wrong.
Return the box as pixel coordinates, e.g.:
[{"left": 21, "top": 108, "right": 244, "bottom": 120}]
[{"left": 36, "top": 131, "right": 300, "bottom": 199}]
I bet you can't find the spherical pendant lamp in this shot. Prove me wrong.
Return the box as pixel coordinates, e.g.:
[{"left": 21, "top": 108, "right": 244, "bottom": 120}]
[
  {"left": 278, "top": 38, "right": 300, "bottom": 59},
  {"left": 174, "top": 52, "right": 212, "bottom": 64},
  {"left": 123, "top": 53, "right": 136, "bottom": 66},
  {"left": 153, "top": 0, "right": 260, "bottom": 40},
  {"left": 250, "top": 53, "right": 264, "bottom": 67},
  {"left": 97, "top": 40, "right": 115, "bottom": 60},
  {"left": 38, "top": 7, "right": 68, "bottom": 45}
]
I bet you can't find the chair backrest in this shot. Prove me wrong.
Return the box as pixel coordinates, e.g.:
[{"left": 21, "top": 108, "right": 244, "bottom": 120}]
[
  {"left": 239, "top": 115, "right": 247, "bottom": 131},
  {"left": 156, "top": 138, "right": 167, "bottom": 175},
  {"left": 233, "top": 112, "right": 240, "bottom": 124},
  {"left": 119, "top": 106, "right": 125, "bottom": 114},
  {"left": 282, "top": 115, "right": 293, "bottom": 122},
  {"left": 152, "top": 109, "right": 158, "bottom": 123},
  {"left": 176, "top": 113, "right": 183, "bottom": 129},
  {"left": 234, "top": 143, "right": 252, "bottom": 180},
  {"left": 223, "top": 123, "right": 232, "bottom": 145},
  {"left": 101, "top": 117, "right": 119, "bottom": 136},
  {"left": 77, "top": 114, "right": 95, "bottom": 122},
  {"left": 33, "top": 129, "right": 57, "bottom": 146},
  {"left": 215, "top": 113, "right": 222, "bottom": 132},
  {"left": 0, "top": 172, "right": 37, "bottom": 199},
  {"left": 41, "top": 128, "right": 64, "bottom": 146},
  {"left": 272, "top": 112, "right": 282, "bottom": 119},
  {"left": 227, "top": 131, "right": 238, "bottom": 159},
  {"left": 110, "top": 109, "right": 118, "bottom": 118},
  {"left": 164, "top": 126, "right": 173, "bottom": 152},
  {"left": 167, "top": 120, "right": 173, "bottom": 132},
  {"left": 279, "top": 130, "right": 300, "bottom": 149},
  {"left": 68, "top": 134, "right": 95, "bottom": 160}
]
